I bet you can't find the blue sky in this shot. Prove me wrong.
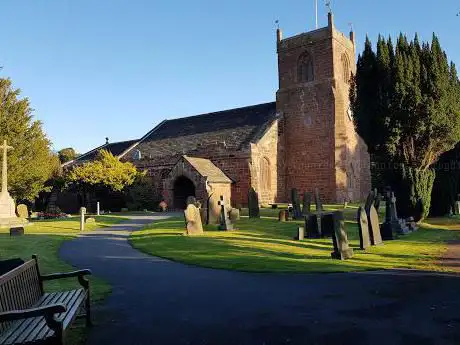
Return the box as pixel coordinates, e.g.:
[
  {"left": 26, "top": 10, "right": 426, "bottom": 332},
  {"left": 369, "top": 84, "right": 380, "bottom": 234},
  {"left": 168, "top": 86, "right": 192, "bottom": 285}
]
[{"left": 1, "top": 1, "right": 459, "bottom": 153}]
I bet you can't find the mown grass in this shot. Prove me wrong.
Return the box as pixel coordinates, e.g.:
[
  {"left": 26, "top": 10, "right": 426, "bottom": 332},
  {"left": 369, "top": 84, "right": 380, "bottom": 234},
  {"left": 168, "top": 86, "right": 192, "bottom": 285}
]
[
  {"left": 0, "top": 215, "right": 127, "bottom": 344},
  {"left": 130, "top": 206, "right": 460, "bottom": 273}
]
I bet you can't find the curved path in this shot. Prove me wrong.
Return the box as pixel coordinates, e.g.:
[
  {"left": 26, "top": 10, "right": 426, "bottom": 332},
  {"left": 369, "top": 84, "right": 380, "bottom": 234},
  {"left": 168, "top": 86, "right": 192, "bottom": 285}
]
[{"left": 60, "top": 214, "right": 460, "bottom": 345}]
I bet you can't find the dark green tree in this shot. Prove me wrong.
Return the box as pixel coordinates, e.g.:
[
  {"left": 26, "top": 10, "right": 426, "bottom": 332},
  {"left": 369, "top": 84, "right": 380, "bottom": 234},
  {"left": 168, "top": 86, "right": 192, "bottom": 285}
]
[
  {"left": 351, "top": 34, "right": 460, "bottom": 219},
  {"left": 0, "top": 78, "right": 60, "bottom": 202}
]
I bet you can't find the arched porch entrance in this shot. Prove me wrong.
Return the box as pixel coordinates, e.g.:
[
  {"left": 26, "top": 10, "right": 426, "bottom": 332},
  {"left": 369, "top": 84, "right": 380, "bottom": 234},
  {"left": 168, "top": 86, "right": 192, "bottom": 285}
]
[{"left": 173, "top": 176, "right": 196, "bottom": 210}]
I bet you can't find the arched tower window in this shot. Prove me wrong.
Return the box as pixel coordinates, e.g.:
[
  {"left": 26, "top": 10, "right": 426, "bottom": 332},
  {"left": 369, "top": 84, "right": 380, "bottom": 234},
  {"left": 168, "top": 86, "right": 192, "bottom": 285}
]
[
  {"left": 297, "top": 52, "right": 314, "bottom": 83},
  {"left": 259, "top": 157, "right": 271, "bottom": 191},
  {"left": 341, "top": 53, "right": 351, "bottom": 84}
]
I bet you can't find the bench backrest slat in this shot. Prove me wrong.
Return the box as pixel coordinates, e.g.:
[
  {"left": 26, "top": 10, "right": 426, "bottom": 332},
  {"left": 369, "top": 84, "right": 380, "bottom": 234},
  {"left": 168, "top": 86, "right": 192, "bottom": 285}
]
[{"left": 0, "top": 259, "right": 43, "bottom": 332}]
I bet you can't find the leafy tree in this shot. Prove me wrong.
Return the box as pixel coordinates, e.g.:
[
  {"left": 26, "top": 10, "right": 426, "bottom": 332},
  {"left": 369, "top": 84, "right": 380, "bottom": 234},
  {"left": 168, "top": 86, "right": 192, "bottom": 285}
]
[
  {"left": 58, "top": 147, "right": 78, "bottom": 163},
  {"left": 351, "top": 34, "right": 460, "bottom": 219},
  {"left": 125, "top": 174, "right": 162, "bottom": 211},
  {"left": 0, "top": 78, "right": 60, "bottom": 202},
  {"left": 66, "top": 150, "right": 139, "bottom": 207}
]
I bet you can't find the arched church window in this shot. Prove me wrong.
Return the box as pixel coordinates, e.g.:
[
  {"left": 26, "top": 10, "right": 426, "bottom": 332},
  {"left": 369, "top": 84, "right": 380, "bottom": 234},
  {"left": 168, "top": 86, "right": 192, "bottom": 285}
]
[
  {"left": 341, "top": 53, "right": 351, "bottom": 84},
  {"left": 297, "top": 52, "right": 314, "bottom": 83},
  {"left": 259, "top": 157, "right": 271, "bottom": 191}
]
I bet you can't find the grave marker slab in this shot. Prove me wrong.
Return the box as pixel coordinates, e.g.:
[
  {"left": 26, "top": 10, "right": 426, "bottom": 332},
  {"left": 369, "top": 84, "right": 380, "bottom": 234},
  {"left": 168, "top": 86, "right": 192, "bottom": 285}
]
[
  {"left": 248, "top": 188, "right": 260, "bottom": 218},
  {"left": 368, "top": 205, "right": 383, "bottom": 245},
  {"left": 357, "top": 206, "right": 371, "bottom": 249},
  {"left": 331, "top": 211, "right": 354, "bottom": 260},
  {"left": 302, "top": 192, "right": 311, "bottom": 215},
  {"left": 16, "top": 204, "right": 28, "bottom": 219},
  {"left": 184, "top": 204, "right": 204, "bottom": 235},
  {"left": 291, "top": 189, "right": 302, "bottom": 219},
  {"left": 314, "top": 188, "right": 323, "bottom": 212},
  {"left": 294, "top": 226, "right": 304, "bottom": 240},
  {"left": 218, "top": 196, "right": 234, "bottom": 231}
]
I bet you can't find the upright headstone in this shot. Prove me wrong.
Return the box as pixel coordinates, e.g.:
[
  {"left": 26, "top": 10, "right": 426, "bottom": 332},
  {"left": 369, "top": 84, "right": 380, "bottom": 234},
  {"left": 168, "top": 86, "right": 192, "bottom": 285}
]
[
  {"left": 278, "top": 210, "right": 286, "bottom": 222},
  {"left": 364, "top": 191, "right": 375, "bottom": 214},
  {"left": 229, "top": 208, "right": 240, "bottom": 223},
  {"left": 186, "top": 196, "right": 197, "bottom": 207},
  {"left": 294, "top": 226, "right": 304, "bottom": 240},
  {"left": 331, "top": 211, "right": 354, "bottom": 260},
  {"left": 320, "top": 213, "right": 334, "bottom": 237},
  {"left": 184, "top": 203, "right": 204, "bottom": 235},
  {"left": 314, "top": 188, "right": 323, "bottom": 212},
  {"left": 380, "top": 192, "right": 395, "bottom": 240},
  {"left": 302, "top": 192, "right": 311, "bottom": 215},
  {"left": 374, "top": 188, "right": 381, "bottom": 212},
  {"left": 248, "top": 187, "right": 260, "bottom": 218},
  {"left": 455, "top": 202, "right": 460, "bottom": 216},
  {"left": 357, "top": 206, "right": 371, "bottom": 249},
  {"left": 291, "top": 189, "right": 302, "bottom": 219},
  {"left": 199, "top": 207, "right": 207, "bottom": 225},
  {"left": 79, "top": 207, "right": 86, "bottom": 232},
  {"left": 96, "top": 202, "right": 100, "bottom": 216},
  {"left": 368, "top": 205, "right": 383, "bottom": 245},
  {"left": 16, "top": 204, "right": 28, "bottom": 219},
  {"left": 207, "top": 193, "right": 220, "bottom": 225},
  {"left": 218, "top": 196, "right": 234, "bottom": 231},
  {"left": 305, "top": 214, "right": 320, "bottom": 238}
]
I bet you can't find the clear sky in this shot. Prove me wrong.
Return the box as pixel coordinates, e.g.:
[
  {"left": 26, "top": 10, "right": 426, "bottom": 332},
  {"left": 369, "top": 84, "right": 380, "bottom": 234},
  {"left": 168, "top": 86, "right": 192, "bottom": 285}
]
[{"left": 1, "top": 1, "right": 459, "bottom": 153}]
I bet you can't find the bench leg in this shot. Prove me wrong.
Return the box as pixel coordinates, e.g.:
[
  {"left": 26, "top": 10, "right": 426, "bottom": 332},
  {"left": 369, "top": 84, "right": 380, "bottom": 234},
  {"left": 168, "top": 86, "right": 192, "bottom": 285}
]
[{"left": 85, "top": 291, "right": 92, "bottom": 327}]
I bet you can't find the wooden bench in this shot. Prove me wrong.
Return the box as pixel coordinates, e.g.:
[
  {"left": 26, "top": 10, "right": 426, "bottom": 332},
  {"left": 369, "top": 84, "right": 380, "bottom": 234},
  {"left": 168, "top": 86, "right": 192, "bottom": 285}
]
[{"left": 0, "top": 255, "right": 91, "bottom": 345}]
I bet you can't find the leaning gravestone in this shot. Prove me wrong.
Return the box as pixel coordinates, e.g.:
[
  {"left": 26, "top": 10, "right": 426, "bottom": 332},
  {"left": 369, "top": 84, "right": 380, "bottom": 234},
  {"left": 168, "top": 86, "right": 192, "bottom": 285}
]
[
  {"left": 218, "top": 196, "right": 234, "bottom": 231},
  {"left": 184, "top": 203, "right": 204, "bottom": 235},
  {"left": 357, "top": 206, "right": 371, "bottom": 249},
  {"left": 206, "top": 193, "right": 220, "bottom": 225},
  {"left": 248, "top": 187, "right": 260, "bottom": 218},
  {"left": 291, "top": 189, "right": 302, "bottom": 219},
  {"left": 331, "top": 211, "right": 353, "bottom": 260},
  {"left": 368, "top": 204, "right": 383, "bottom": 245},
  {"left": 16, "top": 204, "right": 28, "bottom": 219},
  {"left": 302, "top": 192, "right": 311, "bottom": 216},
  {"left": 314, "top": 188, "right": 323, "bottom": 212}
]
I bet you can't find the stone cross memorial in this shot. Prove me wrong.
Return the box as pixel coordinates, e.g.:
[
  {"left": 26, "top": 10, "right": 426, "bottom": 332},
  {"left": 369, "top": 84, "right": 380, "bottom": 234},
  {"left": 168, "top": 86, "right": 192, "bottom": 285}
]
[
  {"left": 218, "top": 195, "right": 234, "bottom": 231},
  {"left": 357, "top": 206, "right": 371, "bottom": 249},
  {"left": 331, "top": 211, "right": 354, "bottom": 260},
  {"left": 248, "top": 187, "right": 260, "bottom": 218},
  {"left": 291, "top": 188, "right": 302, "bottom": 219},
  {"left": 184, "top": 203, "right": 204, "bottom": 235}
]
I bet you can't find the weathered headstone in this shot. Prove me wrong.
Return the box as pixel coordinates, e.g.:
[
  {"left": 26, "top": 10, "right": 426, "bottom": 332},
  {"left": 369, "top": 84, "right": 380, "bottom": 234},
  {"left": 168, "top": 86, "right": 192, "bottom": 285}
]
[
  {"left": 302, "top": 192, "right": 311, "bottom": 215},
  {"left": 314, "top": 188, "right": 323, "bottom": 212},
  {"left": 454, "top": 201, "right": 460, "bottom": 216},
  {"left": 79, "top": 207, "right": 86, "bottom": 231},
  {"left": 10, "top": 227, "right": 24, "bottom": 236},
  {"left": 248, "top": 187, "right": 260, "bottom": 218},
  {"left": 294, "top": 226, "right": 304, "bottom": 240},
  {"left": 331, "top": 211, "right": 354, "bottom": 260},
  {"left": 278, "top": 210, "right": 286, "bottom": 222},
  {"left": 368, "top": 205, "right": 383, "bottom": 245},
  {"left": 305, "top": 214, "right": 320, "bottom": 238},
  {"left": 291, "top": 188, "right": 302, "bottom": 219},
  {"left": 229, "top": 208, "right": 240, "bottom": 223},
  {"left": 206, "top": 193, "right": 220, "bottom": 225},
  {"left": 16, "top": 204, "right": 28, "bottom": 219},
  {"left": 357, "top": 206, "right": 371, "bottom": 249},
  {"left": 184, "top": 203, "right": 204, "bottom": 235},
  {"left": 85, "top": 217, "right": 96, "bottom": 224},
  {"left": 218, "top": 196, "right": 234, "bottom": 231}
]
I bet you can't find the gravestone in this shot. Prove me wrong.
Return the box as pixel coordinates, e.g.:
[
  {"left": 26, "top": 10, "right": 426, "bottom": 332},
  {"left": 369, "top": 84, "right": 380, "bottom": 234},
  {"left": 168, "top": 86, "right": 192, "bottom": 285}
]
[
  {"left": 218, "top": 196, "right": 234, "bottom": 231},
  {"left": 331, "top": 211, "right": 354, "bottom": 260},
  {"left": 374, "top": 188, "right": 381, "bottom": 212},
  {"left": 10, "top": 227, "right": 24, "bottom": 236},
  {"left": 368, "top": 205, "right": 383, "bottom": 245},
  {"left": 96, "top": 202, "right": 100, "bottom": 216},
  {"left": 278, "top": 210, "right": 286, "bottom": 222},
  {"left": 291, "top": 189, "right": 302, "bottom": 219},
  {"left": 314, "top": 188, "right": 323, "bottom": 212},
  {"left": 16, "top": 204, "right": 28, "bottom": 219},
  {"left": 248, "top": 187, "right": 260, "bottom": 218},
  {"left": 380, "top": 191, "right": 395, "bottom": 240},
  {"left": 320, "top": 212, "right": 334, "bottom": 237},
  {"left": 302, "top": 192, "right": 311, "bottom": 215},
  {"left": 199, "top": 207, "right": 207, "bottom": 225},
  {"left": 305, "top": 214, "right": 320, "bottom": 238},
  {"left": 407, "top": 217, "right": 418, "bottom": 232},
  {"left": 364, "top": 191, "right": 375, "bottom": 214},
  {"left": 390, "top": 192, "right": 410, "bottom": 235},
  {"left": 206, "top": 193, "right": 220, "bottom": 225},
  {"left": 79, "top": 207, "right": 86, "bottom": 232},
  {"left": 186, "top": 196, "right": 197, "bottom": 206},
  {"left": 294, "top": 226, "right": 304, "bottom": 240},
  {"left": 184, "top": 203, "right": 204, "bottom": 235},
  {"left": 357, "top": 206, "right": 371, "bottom": 249},
  {"left": 455, "top": 201, "right": 460, "bottom": 215},
  {"left": 229, "top": 208, "right": 240, "bottom": 223},
  {"left": 85, "top": 217, "right": 96, "bottom": 224}
]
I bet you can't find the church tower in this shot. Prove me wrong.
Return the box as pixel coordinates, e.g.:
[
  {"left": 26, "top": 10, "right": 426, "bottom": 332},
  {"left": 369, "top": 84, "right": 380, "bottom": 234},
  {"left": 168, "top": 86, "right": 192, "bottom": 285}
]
[{"left": 276, "top": 13, "right": 370, "bottom": 202}]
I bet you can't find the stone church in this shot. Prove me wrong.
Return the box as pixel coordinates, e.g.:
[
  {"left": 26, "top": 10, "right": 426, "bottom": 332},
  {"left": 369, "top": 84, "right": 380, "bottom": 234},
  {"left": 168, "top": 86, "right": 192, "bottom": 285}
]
[{"left": 70, "top": 13, "right": 371, "bottom": 210}]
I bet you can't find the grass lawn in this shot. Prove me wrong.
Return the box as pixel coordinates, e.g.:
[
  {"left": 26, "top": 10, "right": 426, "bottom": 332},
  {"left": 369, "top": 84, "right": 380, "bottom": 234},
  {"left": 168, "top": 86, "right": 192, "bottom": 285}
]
[
  {"left": 0, "top": 215, "right": 127, "bottom": 344},
  {"left": 130, "top": 206, "right": 460, "bottom": 273}
]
